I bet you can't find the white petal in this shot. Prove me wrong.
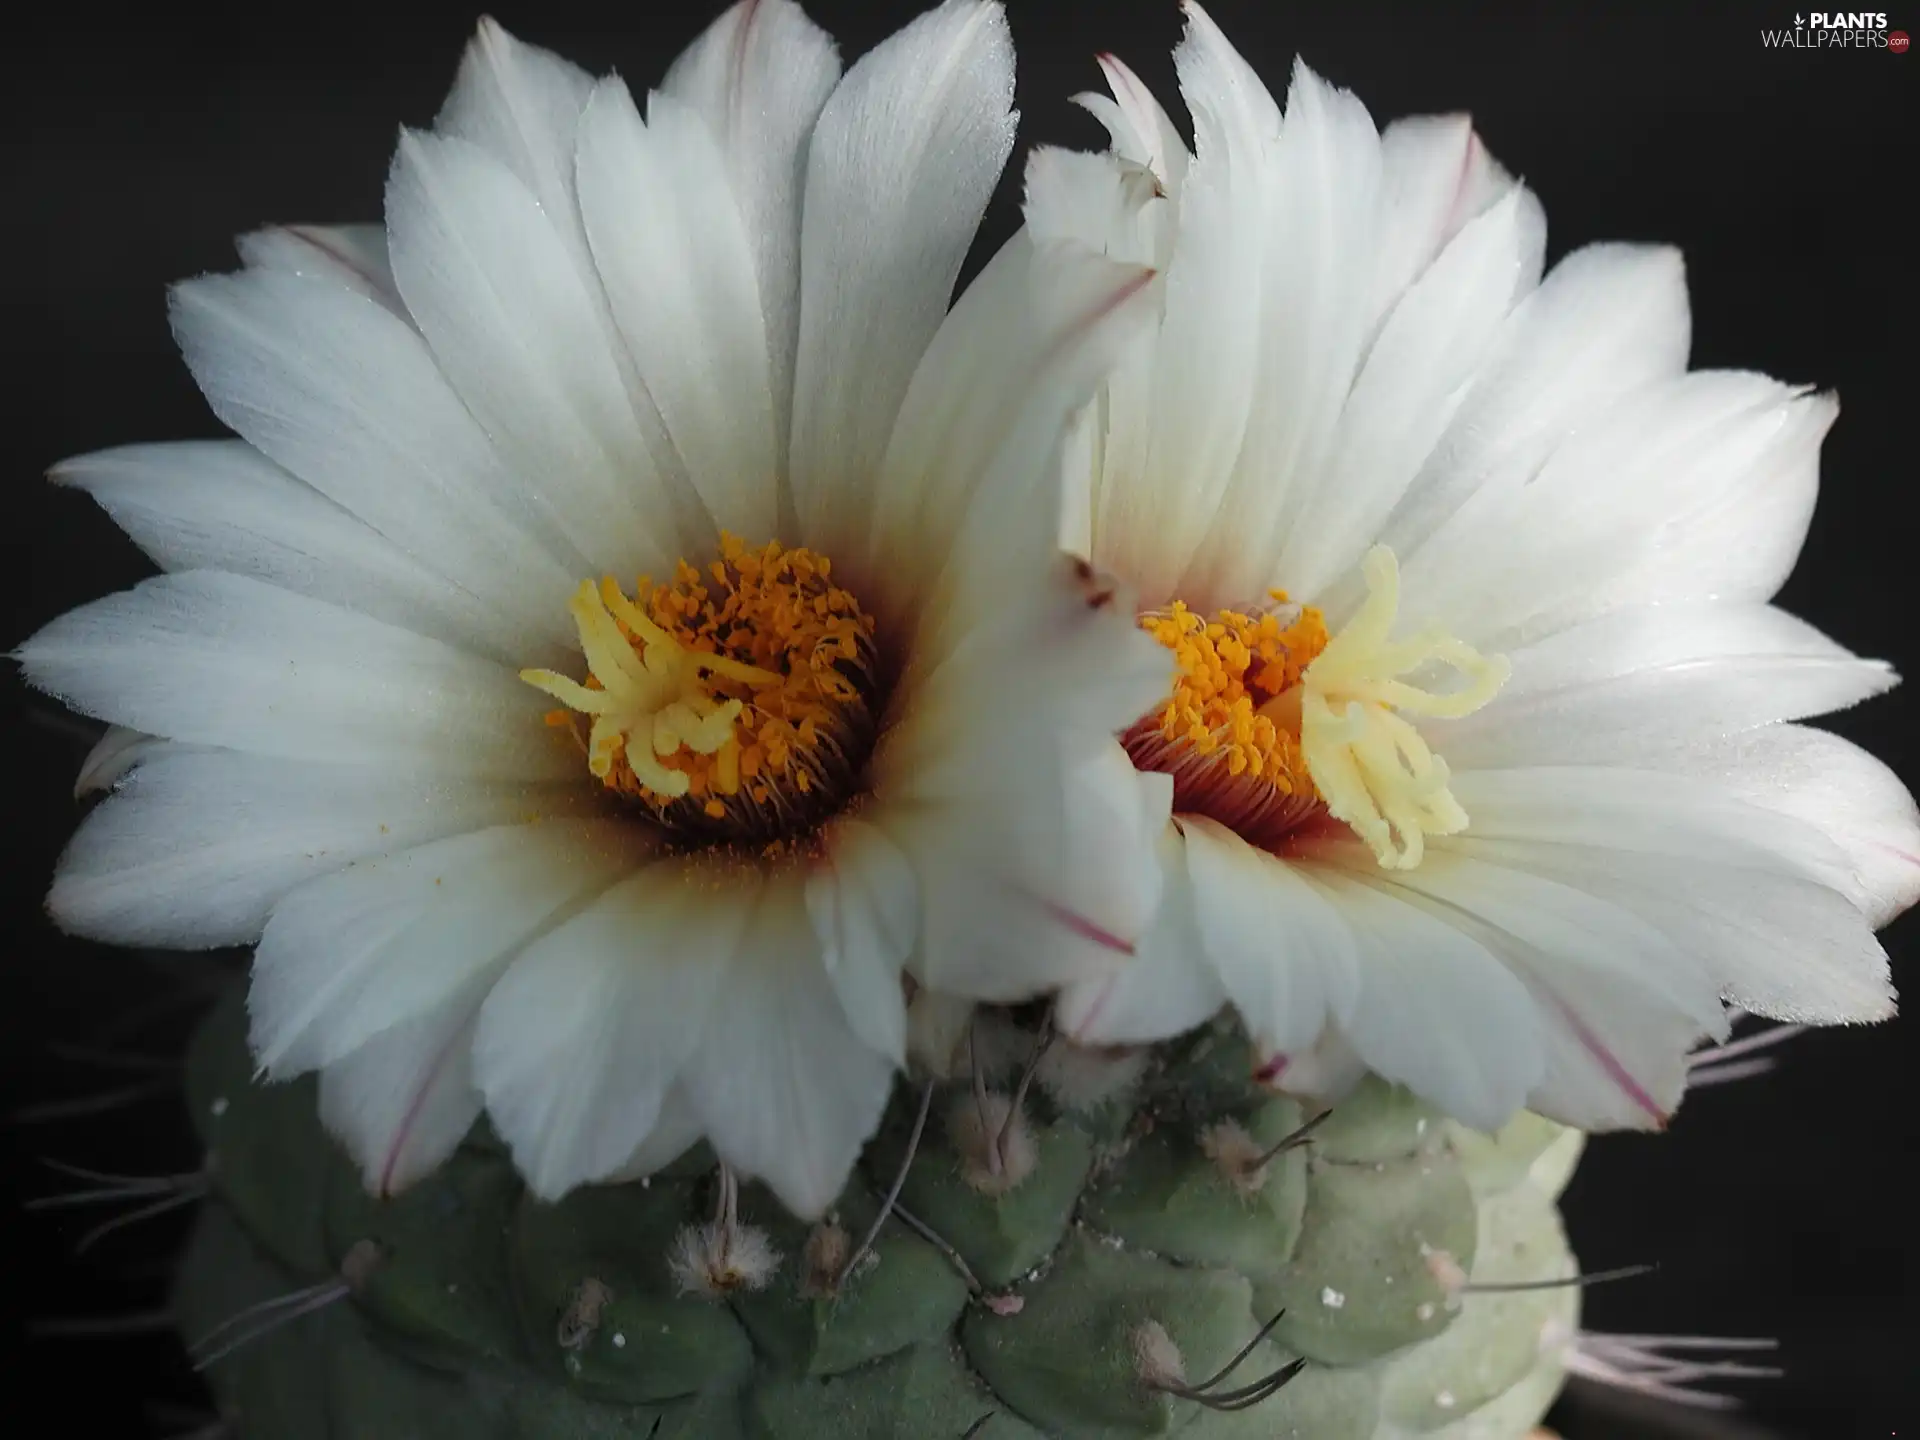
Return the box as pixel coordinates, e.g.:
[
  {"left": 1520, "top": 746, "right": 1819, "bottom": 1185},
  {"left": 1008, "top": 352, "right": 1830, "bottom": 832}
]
[
  {"left": 870, "top": 234, "right": 1159, "bottom": 648},
  {"left": 168, "top": 269, "right": 580, "bottom": 653},
  {"left": 1402, "top": 374, "right": 1834, "bottom": 650},
  {"left": 46, "top": 747, "right": 572, "bottom": 948},
  {"left": 317, "top": 1002, "right": 485, "bottom": 1197},
  {"left": 1175, "top": 60, "right": 1384, "bottom": 609},
  {"left": 1271, "top": 186, "right": 1544, "bottom": 604},
  {"left": 1451, "top": 767, "right": 1896, "bottom": 1022},
  {"left": 1082, "top": 10, "right": 1275, "bottom": 605},
  {"left": 1056, "top": 826, "right": 1227, "bottom": 1046},
  {"left": 805, "top": 819, "right": 914, "bottom": 1064},
  {"left": 679, "top": 872, "right": 895, "bottom": 1218},
  {"left": 53, "top": 440, "right": 535, "bottom": 666},
  {"left": 434, "top": 18, "right": 596, "bottom": 258},
  {"left": 576, "top": 81, "right": 778, "bottom": 537},
  {"left": 250, "top": 819, "right": 646, "bottom": 1076},
  {"left": 16, "top": 572, "right": 573, "bottom": 779},
  {"left": 1181, "top": 817, "right": 1362, "bottom": 1057},
  {"left": 237, "top": 223, "right": 404, "bottom": 315},
  {"left": 73, "top": 725, "right": 164, "bottom": 797},
  {"left": 1367, "top": 243, "right": 1691, "bottom": 591},
  {"left": 661, "top": 0, "right": 841, "bottom": 448},
  {"left": 1640, "top": 724, "right": 1920, "bottom": 928},
  {"left": 1300, "top": 863, "right": 1546, "bottom": 1132},
  {"left": 1021, "top": 145, "right": 1160, "bottom": 266},
  {"left": 1365, "top": 115, "right": 1517, "bottom": 335},
  {"left": 1347, "top": 846, "right": 1725, "bottom": 1128},
  {"left": 385, "top": 128, "right": 678, "bottom": 578},
  {"left": 1438, "top": 603, "right": 1896, "bottom": 770},
  {"left": 607, "top": 1086, "right": 705, "bottom": 1183},
  {"left": 472, "top": 857, "right": 748, "bottom": 1199},
  {"left": 875, "top": 550, "right": 1173, "bottom": 1003},
  {"left": 788, "top": 0, "right": 1016, "bottom": 552},
  {"left": 1085, "top": 52, "right": 1189, "bottom": 192}
]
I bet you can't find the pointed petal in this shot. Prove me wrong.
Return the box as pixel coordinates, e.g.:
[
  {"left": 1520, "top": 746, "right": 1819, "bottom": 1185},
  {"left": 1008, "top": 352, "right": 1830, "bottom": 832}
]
[
  {"left": 805, "top": 819, "right": 915, "bottom": 1064},
  {"left": 1440, "top": 603, "right": 1896, "bottom": 770},
  {"left": 662, "top": 0, "right": 841, "bottom": 447},
  {"left": 1181, "top": 816, "right": 1362, "bottom": 1057},
  {"left": 1641, "top": 724, "right": 1920, "bottom": 928},
  {"left": 471, "top": 857, "right": 748, "bottom": 1199},
  {"left": 250, "top": 820, "right": 647, "bottom": 1076},
  {"left": 237, "top": 223, "right": 404, "bottom": 315},
  {"left": 434, "top": 17, "right": 596, "bottom": 256},
  {"left": 168, "top": 268, "right": 581, "bottom": 653},
  {"left": 16, "top": 572, "right": 572, "bottom": 778},
  {"left": 45, "top": 747, "right": 573, "bottom": 948},
  {"left": 1056, "top": 825, "right": 1227, "bottom": 1045},
  {"left": 1300, "top": 862, "right": 1546, "bottom": 1132},
  {"left": 385, "top": 128, "right": 678, "bottom": 578},
  {"left": 318, "top": 1002, "right": 485, "bottom": 1196},
  {"left": 576, "top": 80, "right": 778, "bottom": 537},
  {"left": 679, "top": 872, "right": 895, "bottom": 1218},
  {"left": 53, "top": 440, "right": 532, "bottom": 665},
  {"left": 788, "top": 0, "right": 1016, "bottom": 551}
]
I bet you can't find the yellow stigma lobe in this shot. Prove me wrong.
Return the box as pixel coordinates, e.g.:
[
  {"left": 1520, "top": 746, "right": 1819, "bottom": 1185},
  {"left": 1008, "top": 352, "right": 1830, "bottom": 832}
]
[
  {"left": 1294, "top": 546, "right": 1508, "bottom": 869},
  {"left": 521, "top": 535, "right": 877, "bottom": 838}
]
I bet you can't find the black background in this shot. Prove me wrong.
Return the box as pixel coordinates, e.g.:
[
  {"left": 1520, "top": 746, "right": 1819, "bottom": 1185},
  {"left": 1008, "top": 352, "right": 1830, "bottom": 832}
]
[{"left": 2, "top": 2, "right": 1914, "bottom": 1435}]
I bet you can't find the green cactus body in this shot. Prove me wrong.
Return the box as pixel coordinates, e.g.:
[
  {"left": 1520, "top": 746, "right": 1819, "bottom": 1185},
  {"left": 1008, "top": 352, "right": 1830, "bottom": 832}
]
[{"left": 178, "top": 992, "right": 1580, "bottom": 1438}]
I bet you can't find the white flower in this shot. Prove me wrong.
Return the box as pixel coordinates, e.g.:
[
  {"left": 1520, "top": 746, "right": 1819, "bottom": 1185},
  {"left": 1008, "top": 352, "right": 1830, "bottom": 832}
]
[
  {"left": 19, "top": 1, "right": 1176, "bottom": 1217},
  {"left": 1034, "top": 4, "right": 1918, "bottom": 1133}
]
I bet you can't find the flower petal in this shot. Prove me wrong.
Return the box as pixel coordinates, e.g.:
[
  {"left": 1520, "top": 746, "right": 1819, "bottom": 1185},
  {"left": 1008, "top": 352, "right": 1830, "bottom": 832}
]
[
  {"left": 1268, "top": 185, "right": 1544, "bottom": 604},
  {"left": 237, "top": 223, "right": 404, "bottom": 315},
  {"left": 1640, "top": 724, "right": 1920, "bottom": 928},
  {"left": 318, "top": 1002, "right": 485, "bottom": 1197},
  {"left": 1056, "top": 826, "right": 1227, "bottom": 1046},
  {"left": 1181, "top": 816, "right": 1362, "bottom": 1058},
  {"left": 1366, "top": 114, "right": 1517, "bottom": 334},
  {"left": 45, "top": 747, "right": 573, "bottom": 948},
  {"left": 805, "top": 819, "right": 915, "bottom": 1064},
  {"left": 434, "top": 18, "right": 596, "bottom": 260},
  {"left": 788, "top": 0, "right": 1016, "bottom": 552},
  {"left": 53, "top": 440, "right": 533, "bottom": 665},
  {"left": 1402, "top": 374, "right": 1835, "bottom": 650},
  {"left": 1438, "top": 603, "right": 1896, "bottom": 770},
  {"left": 661, "top": 0, "right": 841, "bottom": 448},
  {"left": 1367, "top": 242, "right": 1691, "bottom": 595},
  {"left": 16, "top": 572, "right": 572, "bottom": 778},
  {"left": 1175, "top": 59, "right": 1383, "bottom": 609},
  {"left": 1345, "top": 846, "right": 1726, "bottom": 1128},
  {"left": 168, "top": 268, "right": 581, "bottom": 652},
  {"left": 472, "top": 857, "right": 748, "bottom": 1200},
  {"left": 679, "top": 871, "right": 896, "bottom": 1218},
  {"left": 1451, "top": 767, "right": 1896, "bottom": 1023},
  {"left": 386, "top": 128, "right": 680, "bottom": 579},
  {"left": 1299, "top": 863, "right": 1546, "bottom": 1132},
  {"left": 576, "top": 80, "right": 778, "bottom": 538},
  {"left": 250, "top": 819, "right": 646, "bottom": 1077}
]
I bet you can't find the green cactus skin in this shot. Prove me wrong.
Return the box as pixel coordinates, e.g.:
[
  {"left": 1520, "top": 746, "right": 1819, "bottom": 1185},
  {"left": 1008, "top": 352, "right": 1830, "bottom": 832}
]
[{"left": 177, "top": 994, "right": 1580, "bottom": 1438}]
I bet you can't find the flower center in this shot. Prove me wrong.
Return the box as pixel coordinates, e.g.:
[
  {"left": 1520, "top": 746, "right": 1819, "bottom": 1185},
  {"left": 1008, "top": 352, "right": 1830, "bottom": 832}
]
[
  {"left": 522, "top": 534, "right": 878, "bottom": 845},
  {"left": 1128, "top": 545, "right": 1508, "bottom": 868}
]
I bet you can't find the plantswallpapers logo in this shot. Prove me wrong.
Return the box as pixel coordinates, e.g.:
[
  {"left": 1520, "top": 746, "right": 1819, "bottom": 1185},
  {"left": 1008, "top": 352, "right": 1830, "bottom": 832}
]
[{"left": 1762, "top": 11, "right": 1909, "bottom": 47}]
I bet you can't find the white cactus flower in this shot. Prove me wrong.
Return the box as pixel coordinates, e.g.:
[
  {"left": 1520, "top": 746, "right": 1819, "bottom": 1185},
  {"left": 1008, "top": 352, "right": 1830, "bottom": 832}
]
[
  {"left": 19, "top": 0, "right": 1177, "bottom": 1218},
  {"left": 1037, "top": 2, "right": 1918, "bottom": 1134}
]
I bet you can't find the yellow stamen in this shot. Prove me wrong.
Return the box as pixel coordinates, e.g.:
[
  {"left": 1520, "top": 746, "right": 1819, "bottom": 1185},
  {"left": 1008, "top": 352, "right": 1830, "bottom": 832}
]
[
  {"left": 1292, "top": 546, "right": 1508, "bottom": 869},
  {"left": 521, "top": 534, "right": 877, "bottom": 837},
  {"left": 1135, "top": 545, "right": 1506, "bottom": 868},
  {"left": 1137, "top": 594, "right": 1330, "bottom": 797}
]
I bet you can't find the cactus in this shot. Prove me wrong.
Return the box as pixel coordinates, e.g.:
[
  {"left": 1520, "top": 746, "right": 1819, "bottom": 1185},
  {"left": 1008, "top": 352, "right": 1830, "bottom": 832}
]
[{"left": 178, "top": 983, "right": 1584, "bottom": 1438}]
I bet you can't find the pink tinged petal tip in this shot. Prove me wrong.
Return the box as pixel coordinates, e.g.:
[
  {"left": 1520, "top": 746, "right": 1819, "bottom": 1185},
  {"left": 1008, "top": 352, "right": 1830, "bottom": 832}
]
[{"left": 1550, "top": 996, "right": 1670, "bottom": 1129}]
